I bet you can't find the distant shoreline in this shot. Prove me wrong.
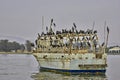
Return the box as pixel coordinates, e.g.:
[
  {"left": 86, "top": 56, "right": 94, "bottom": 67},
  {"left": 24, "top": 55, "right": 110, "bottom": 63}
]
[{"left": 0, "top": 52, "right": 32, "bottom": 54}]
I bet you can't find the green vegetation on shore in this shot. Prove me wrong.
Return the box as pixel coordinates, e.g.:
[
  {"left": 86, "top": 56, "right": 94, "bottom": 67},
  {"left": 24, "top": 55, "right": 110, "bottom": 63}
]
[{"left": 0, "top": 39, "right": 34, "bottom": 53}]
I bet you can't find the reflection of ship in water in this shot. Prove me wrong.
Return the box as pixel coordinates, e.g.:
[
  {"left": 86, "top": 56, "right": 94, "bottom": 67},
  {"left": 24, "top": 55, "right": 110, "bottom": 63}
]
[{"left": 32, "top": 71, "right": 107, "bottom": 80}]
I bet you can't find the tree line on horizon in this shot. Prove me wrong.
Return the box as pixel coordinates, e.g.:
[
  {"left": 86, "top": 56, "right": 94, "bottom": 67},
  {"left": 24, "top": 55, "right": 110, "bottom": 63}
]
[{"left": 0, "top": 39, "right": 33, "bottom": 52}]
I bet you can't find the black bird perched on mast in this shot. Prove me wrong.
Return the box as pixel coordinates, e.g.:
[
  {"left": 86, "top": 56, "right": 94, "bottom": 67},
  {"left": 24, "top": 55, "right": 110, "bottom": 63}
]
[
  {"left": 107, "top": 26, "right": 109, "bottom": 34},
  {"left": 51, "top": 19, "right": 53, "bottom": 24},
  {"left": 53, "top": 23, "right": 56, "bottom": 27},
  {"left": 73, "top": 23, "right": 77, "bottom": 29},
  {"left": 72, "top": 27, "right": 74, "bottom": 33},
  {"left": 94, "top": 30, "right": 97, "bottom": 34},
  {"left": 50, "top": 19, "right": 53, "bottom": 26}
]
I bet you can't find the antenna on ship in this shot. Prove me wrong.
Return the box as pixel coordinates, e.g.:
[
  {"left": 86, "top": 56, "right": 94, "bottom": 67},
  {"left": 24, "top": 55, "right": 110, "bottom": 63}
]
[
  {"left": 92, "top": 21, "right": 95, "bottom": 31},
  {"left": 91, "top": 21, "right": 95, "bottom": 53},
  {"left": 104, "top": 21, "right": 106, "bottom": 44},
  {"left": 103, "top": 21, "right": 107, "bottom": 53},
  {"left": 42, "top": 16, "right": 44, "bottom": 33}
]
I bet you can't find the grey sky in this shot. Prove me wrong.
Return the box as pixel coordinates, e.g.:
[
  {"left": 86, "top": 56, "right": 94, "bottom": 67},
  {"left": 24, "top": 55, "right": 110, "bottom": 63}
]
[{"left": 0, "top": 0, "right": 120, "bottom": 46}]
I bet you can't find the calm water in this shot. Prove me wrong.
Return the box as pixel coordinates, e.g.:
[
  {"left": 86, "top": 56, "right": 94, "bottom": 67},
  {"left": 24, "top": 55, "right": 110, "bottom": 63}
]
[
  {"left": 0, "top": 54, "right": 120, "bottom": 80},
  {"left": 0, "top": 54, "right": 39, "bottom": 80}
]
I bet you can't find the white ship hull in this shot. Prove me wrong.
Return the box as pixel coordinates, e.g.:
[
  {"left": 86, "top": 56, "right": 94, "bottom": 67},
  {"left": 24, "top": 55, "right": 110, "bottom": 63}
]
[{"left": 33, "top": 53, "right": 107, "bottom": 74}]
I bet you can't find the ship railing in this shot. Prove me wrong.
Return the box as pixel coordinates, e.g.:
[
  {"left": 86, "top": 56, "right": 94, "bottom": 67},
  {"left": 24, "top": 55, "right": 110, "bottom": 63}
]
[{"left": 35, "top": 48, "right": 104, "bottom": 54}]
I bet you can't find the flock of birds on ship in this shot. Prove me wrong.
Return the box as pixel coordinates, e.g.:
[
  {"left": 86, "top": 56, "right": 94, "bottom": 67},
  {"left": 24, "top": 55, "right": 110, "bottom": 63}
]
[
  {"left": 36, "top": 19, "right": 106, "bottom": 50},
  {"left": 40, "top": 19, "right": 97, "bottom": 36}
]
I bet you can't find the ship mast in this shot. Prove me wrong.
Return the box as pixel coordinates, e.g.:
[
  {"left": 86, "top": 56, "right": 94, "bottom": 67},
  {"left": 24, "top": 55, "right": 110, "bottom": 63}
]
[
  {"left": 104, "top": 21, "right": 106, "bottom": 44},
  {"left": 92, "top": 21, "right": 95, "bottom": 31},
  {"left": 106, "top": 26, "right": 109, "bottom": 48},
  {"left": 42, "top": 16, "right": 44, "bottom": 33}
]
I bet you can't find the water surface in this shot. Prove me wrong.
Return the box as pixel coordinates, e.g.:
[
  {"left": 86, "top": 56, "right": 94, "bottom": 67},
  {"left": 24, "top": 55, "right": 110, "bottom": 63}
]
[
  {"left": 0, "top": 54, "right": 39, "bottom": 80},
  {"left": 0, "top": 54, "right": 120, "bottom": 80}
]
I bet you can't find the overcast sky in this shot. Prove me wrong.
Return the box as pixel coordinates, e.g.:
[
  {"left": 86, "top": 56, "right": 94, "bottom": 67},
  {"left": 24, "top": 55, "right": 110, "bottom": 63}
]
[{"left": 0, "top": 0, "right": 120, "bottom": 46}]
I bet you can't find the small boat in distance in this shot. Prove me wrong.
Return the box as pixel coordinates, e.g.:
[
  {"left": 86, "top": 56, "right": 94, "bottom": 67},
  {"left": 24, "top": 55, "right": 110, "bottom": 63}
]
[{"left": 33, "top": 19, "right": 109, "bottom": 74}]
